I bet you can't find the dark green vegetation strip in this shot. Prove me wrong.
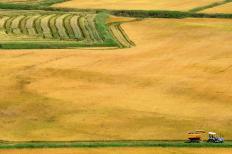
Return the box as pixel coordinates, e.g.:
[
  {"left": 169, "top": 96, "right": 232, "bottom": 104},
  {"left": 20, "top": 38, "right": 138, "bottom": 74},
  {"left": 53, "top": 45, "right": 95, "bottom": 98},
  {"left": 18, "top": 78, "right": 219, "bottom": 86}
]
[
  {"left": 0, "top": 0, "right": 69, "bottom": 10},
  {"left": 189, "top": 0, "right": 232, "bottom": 12},
  {"left": 0, "top": 141, "right": 232, "bottom": 149},
  {"left": 0, "top": 41, "right": 113, "bottom": 49},
  {"left": 111, "top": 10, "right": 232, "bottom": 19}
]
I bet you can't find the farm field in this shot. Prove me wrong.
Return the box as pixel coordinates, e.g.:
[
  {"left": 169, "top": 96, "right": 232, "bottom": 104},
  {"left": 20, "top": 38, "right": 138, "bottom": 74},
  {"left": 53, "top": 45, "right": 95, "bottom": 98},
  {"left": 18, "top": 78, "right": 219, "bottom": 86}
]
[
  {"left": 201, "top": 2, "right": 232, "bottom": 13},
  {"left": 53, "top": 0, "right": 222, "bottom": 11},
  {"left": 0, "top": 17, "right": 232, "bottom": 141},
  {"left": 1, "top": 148, "right": 232, "bottom": 154}
]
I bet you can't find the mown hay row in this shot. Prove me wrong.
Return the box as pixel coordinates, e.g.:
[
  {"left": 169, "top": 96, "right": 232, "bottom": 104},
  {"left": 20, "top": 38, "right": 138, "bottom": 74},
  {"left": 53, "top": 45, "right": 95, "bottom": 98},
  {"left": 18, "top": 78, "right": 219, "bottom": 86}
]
[
  {"left": 11, "top": 16, "right": 25, "bottom": 35},
  {"left": 79, "top": 16, "right": 92, "bottom": 42},
  {"left": 20, "top": 16, "right": 29, "bottom": 35},
  {"left": 26, "top": 15, "right": 41, "bottom": 36},
  {"left": 49, "top": 14, "right": 60, "bottom": 39},
  {"left": 109, "top": 24, "right": 133, "bottom": 48},
  {"left": 86, "top": 14, "right": 103, "bottom": 43},
  {"left": 64, "top": 14, "right": 76, "bottom": 39},
  {"left": 0, "top": 16, "right": 9, "bottom": 31},
  {"left": 4, "top": 17, "right": 15, "bottom": 34},
  {"left": 70, "top": 15, "right": 83, "bottom": 40},
  {"left": 83, "top": 15, "right": 98, "bottom": 42},
  {"left": 55, "top": 14, "right": 70, "bottom": 40},
  {"left": 34, "top": 15, "right": 43, "bottom": 37},
  {"left": 40, "top": 14, "right": 55, "bottom": 38}
]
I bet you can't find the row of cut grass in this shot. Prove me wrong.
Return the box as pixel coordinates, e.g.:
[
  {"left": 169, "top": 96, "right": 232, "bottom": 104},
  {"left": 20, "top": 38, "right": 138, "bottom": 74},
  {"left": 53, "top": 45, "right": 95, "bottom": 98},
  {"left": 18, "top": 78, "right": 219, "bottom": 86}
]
[
  {"left": 55, "top": 14, "right": 70, "bottom": 39},
  {"left": 70, "top": 15, "right": 83, "bottom": 40},
  {"left": 49, "top": 14, "right": 60, "bottom": 39},
  {"left": 63, "top": 14, "right": 76, "bottom": 39}
]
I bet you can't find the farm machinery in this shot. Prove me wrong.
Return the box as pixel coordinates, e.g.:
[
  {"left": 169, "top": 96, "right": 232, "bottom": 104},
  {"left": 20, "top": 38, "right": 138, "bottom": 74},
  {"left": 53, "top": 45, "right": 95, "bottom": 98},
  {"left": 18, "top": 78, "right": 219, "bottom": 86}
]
[
  {"left": 186, "top": 130, "right": 224, "bottom": 143},
  {"left": 186, "top": 130, "right": 206, "bottom": 143},
  {"left": 207, "top": 132, "right": 224, "bottom": 143}
]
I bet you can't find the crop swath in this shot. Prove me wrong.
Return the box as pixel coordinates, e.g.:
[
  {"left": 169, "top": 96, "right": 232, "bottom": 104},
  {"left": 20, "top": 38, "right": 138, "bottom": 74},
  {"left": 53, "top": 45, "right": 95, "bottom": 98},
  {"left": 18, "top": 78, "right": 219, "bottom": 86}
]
[
  {"left": 26, "top": 15, "right": 41, "bottom": 36},
  {"left": 0, "top": 16, "right": 9, "bottom": 32},
  {"left": 70, "top": 15, "right": 83, "bottom": 40},
  {"left": 109, "top": 23, "right": 135, "bottom": 48},
  {"left": 55, "top": 14, "right": 70, "bottom": 40}
]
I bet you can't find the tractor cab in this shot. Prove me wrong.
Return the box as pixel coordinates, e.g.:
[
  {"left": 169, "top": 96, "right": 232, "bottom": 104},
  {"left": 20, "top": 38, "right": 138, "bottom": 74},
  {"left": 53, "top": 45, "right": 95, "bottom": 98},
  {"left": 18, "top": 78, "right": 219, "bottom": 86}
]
[{"left": 207, "top": 132, "right": 224, "bottom": 143}]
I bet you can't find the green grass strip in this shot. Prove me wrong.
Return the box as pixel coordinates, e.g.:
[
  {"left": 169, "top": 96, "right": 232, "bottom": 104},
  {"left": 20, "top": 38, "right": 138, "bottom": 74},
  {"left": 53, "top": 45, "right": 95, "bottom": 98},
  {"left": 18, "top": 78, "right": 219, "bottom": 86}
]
[
  {"left": 95, "top": 12, "right": 118, "bottom": 47},
  {"left": 0, "top": 140, "right": 232, "bottom": 149},
  {"left": 189, "top": 0, "right": 232, "bottom": 12},
  {"left": 0, "top": 40, "right": 114, "bottom": 49},
  {"left": 111, "top": 10, "right": 232, "bottom": 19},
  {"left": 0, "top": 0, "right": 69, "bottom": 10}
]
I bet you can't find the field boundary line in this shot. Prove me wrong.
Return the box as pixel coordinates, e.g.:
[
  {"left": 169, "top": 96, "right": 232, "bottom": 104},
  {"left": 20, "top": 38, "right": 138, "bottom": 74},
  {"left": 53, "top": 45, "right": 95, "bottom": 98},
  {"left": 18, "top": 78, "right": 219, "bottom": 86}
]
[
  {"left": 189, "top": 0, "right": 232, "bottom": 12},
  {"left": 0, "top": 140, "right": 232, "bottom": 149}
]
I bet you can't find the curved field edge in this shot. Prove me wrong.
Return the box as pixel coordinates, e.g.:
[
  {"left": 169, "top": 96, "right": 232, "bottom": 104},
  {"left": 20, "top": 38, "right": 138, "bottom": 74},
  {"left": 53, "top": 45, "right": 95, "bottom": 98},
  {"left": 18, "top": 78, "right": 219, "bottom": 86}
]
[{"left": 0, "top": 140, "right": 232, "bottom": 149}]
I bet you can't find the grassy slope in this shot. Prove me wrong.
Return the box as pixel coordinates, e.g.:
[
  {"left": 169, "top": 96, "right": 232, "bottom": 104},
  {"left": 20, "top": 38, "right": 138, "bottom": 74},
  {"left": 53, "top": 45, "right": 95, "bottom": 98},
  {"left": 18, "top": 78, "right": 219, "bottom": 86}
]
[{"left": 0, "top": 18, "right": 232, "bottom": 141}]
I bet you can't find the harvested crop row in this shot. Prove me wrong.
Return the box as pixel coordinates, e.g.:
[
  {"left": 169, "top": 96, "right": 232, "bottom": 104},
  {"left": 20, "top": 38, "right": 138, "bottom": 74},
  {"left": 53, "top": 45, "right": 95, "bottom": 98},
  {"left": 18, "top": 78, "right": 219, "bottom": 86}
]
[
  {"left": 83, "top": 15, "right": 98, "bottom": 42},
  {"left": 63, "top": 15, "right": 76, "bottom": 39},
  {"left": 0, "top": 16, "right": 9, "bottom": 31},
  {"left": 79, "top": 16, "right": 92, "bottom": 42},
  {"left": 20, "top": 16, "right": 29, "bottom": 35},
  {"left": 49, "top": 15, "right": 60, "bottom": 39},
  {"left": 40, "top": 14, "right": 55, "bottom": 39},
  {"left": 26, "top": 15, "right": 41, "bottom": 36},
  {"left": 55, "top": 14, "right": 70, "bottom": 40},
  {"left": 11, "top": 15, "right": 25, "bottom": 35},
  {"left": 4, "top": 17, "right": 15, "bottom": 34},
  {"left": 86, "top": 14, "right": 103, "bottom": 43},
  {"left": 109, "top": 23, "right": 134, "bottom": 48},
  {"left": 70, "top": 15, "right": 83, "bottom": 40}
]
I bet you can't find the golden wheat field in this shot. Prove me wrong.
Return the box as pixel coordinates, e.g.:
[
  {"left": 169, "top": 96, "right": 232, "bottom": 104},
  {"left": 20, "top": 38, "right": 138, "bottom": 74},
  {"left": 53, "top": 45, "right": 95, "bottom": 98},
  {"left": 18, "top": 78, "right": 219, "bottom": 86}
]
[
  {"left": 53, "top": 0, "right": 221, "bottom": 11},
  {"left": 0, "top": 17, "right": 232, "bottom": 141},
  {"left": 1, "top": 148, "right": 232, "bottom": 154},
  {"left": 202, "top": 2, "right": 232, "bottom": 13}
]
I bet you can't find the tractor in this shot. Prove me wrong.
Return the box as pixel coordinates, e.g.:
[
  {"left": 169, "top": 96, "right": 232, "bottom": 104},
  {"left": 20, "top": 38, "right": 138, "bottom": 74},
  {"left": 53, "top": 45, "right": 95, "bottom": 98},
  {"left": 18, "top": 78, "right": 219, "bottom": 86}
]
[
  {"left": 207, "top": 132, "right": 224, "bottom": 143},
  {"left": 186, "top": 130, "right": 206, "bottom": 143}
]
